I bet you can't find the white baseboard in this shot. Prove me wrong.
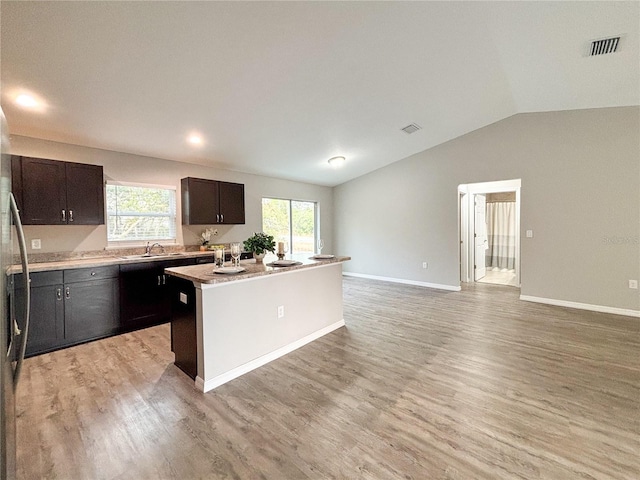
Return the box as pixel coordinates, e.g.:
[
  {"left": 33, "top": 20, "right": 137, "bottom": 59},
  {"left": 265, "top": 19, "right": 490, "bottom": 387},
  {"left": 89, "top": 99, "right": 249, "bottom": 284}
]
[
  {"left": 520, "top": 295, "right": 640, "bottom": 318},
  {"left": 343, "top": 272, "right": 461, "bottom": 292},
  {"left": 197, "top": 319, "right": 346, "bottom": 393}
]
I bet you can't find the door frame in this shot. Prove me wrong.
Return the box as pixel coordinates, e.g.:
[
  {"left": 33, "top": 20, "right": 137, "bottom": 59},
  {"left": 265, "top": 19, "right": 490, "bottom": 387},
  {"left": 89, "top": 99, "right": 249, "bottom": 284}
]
[
  {"left": 458, "top": 179, "right": 521, "bottom": 287},
  {"left": 474, "top": 193, "right": 488, "bottom": 281}
]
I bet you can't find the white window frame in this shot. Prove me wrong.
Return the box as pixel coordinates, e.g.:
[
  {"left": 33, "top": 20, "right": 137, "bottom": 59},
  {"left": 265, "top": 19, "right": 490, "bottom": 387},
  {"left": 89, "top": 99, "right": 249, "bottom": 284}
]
[
  {"left": 106, "top": 180, "right": 178, "bottom": 247},
  {"left": 262, "top": 197, "right": 319, "bottom": 254}
]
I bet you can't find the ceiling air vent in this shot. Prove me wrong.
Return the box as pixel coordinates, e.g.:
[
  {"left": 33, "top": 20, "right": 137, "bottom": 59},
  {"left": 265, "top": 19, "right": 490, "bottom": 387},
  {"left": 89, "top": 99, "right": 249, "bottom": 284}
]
[
  {"left": 401, "top": 123, "right": 421, "bottom": 135},
  {"left": 590, "top": 36, "right": 620, "bottom": 56}
]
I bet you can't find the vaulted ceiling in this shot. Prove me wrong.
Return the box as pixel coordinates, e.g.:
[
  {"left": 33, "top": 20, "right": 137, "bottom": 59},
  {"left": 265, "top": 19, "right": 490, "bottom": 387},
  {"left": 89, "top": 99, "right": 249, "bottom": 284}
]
[{"left": 2, "top": 1, "right": 638, "bottom": 186}]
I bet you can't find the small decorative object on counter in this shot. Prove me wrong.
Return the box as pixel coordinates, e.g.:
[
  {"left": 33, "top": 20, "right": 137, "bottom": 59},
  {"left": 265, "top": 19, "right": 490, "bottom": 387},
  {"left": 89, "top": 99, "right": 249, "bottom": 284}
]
[
  {"left": 230, "top": 242, "right": 242, "bottom": 267},
  {"left": 276, "top": 240, "right": 288, "bottom": 260},
  {"left": 212, "top": 245, "right": 225, "bottom": 267},
  {"left": 200, "top": 227, "right": 218, "bottom": 251},
  {"left": 243, "top": 232, "right": 275, "bottom": 263}
]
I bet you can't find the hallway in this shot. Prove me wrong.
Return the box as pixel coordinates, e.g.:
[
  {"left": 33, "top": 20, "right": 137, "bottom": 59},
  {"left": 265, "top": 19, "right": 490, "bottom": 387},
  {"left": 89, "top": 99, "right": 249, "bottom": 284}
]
[{"left": 477, "top": 267, "right": 518, "bottom": 287}]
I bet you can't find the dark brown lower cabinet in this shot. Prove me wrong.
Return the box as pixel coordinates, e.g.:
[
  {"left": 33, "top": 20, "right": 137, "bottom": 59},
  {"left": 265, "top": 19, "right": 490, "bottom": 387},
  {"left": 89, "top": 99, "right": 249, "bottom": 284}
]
[
  {"left": 10, "top": 256, "right": 210, "bottom": 357},
  {"left": 26, "top": 284, "right": 65, "bottom": 354},
  {"left": 63, "top": 278, "right": 119, "bottom": 343},
  {"left": 13, "top": 266, "right": 119, "bottom": 357},
  {"left": 13, "top": 271, "right": 65, "bottom": 356},
  {"left": 119, "top": 258, "right": 197, "bottom": 332}
]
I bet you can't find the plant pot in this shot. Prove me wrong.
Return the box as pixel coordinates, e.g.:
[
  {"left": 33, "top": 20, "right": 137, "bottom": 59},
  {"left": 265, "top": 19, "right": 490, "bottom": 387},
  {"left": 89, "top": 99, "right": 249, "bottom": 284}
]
[
  {"left": 253, "top": 252, "right": 266, "bottom": 263},
  {"left": 200, "top": 245, "right": 207, "bottom": 252}
]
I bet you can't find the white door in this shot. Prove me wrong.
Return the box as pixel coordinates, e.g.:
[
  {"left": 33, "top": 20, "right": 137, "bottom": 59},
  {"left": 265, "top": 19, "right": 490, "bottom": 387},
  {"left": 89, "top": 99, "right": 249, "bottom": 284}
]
[{"left": 474, "top": 194, "right": 487, "bottom": 280}]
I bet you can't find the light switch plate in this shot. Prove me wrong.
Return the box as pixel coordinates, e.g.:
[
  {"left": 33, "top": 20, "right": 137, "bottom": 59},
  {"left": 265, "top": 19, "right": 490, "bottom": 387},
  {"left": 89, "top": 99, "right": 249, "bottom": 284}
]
[
  {"left": 179, "top": 292, "right": 188, "bottom": 304},
  {"left": 629, "top": 280, "right": 638, "bottom": 289},
  {"left": 526, "top": 230, "right": 533, "bottom": 238},
  {"left": 31, "top": 239, "right": 41, "bottom": 249}
]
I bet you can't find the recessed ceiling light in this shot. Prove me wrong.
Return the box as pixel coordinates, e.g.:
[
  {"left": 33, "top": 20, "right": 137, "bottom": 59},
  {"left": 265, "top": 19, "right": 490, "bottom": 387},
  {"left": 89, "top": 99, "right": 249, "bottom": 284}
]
[
  {"left": 328, "top": 156, "right": 345, "bottom": 168},
  {"left": 15, "top": 94, "right": 38, "bottom": 108},
  {"left": 187, "top": 134, "right": 203, "bottom": 145}
]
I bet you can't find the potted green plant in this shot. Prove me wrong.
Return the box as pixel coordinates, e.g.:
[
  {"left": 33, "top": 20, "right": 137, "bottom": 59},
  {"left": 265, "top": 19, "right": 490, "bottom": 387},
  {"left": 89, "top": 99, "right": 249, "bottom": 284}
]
[{"left": 243, "top": 232, "right": 276, "bottom": 263}]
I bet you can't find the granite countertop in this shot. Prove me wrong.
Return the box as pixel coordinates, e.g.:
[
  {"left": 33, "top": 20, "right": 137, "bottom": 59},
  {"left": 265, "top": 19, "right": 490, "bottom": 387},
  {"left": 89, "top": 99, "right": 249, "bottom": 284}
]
[
  {"left": 8, "top": 250, "right": 225, "bottom": 274},
  {"left": 165, "top": 254, "right": 351, "bottom": 285}
]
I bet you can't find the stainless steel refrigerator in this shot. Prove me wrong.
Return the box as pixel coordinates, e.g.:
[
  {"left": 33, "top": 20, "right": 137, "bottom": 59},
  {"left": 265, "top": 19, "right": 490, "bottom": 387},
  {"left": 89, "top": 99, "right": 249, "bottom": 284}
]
[{"left": 0, "top": 107, "right": 31, "bottom": 479}]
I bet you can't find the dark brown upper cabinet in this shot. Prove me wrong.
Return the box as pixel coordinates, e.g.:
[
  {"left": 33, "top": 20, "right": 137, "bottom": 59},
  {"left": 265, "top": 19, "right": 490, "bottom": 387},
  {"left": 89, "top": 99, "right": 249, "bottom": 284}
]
[
  {"left": 12, "top": 156, "right": 104, "bottom": 225},
  {"left": 181, "top": 177, "right": 245, "bottom": 225}
]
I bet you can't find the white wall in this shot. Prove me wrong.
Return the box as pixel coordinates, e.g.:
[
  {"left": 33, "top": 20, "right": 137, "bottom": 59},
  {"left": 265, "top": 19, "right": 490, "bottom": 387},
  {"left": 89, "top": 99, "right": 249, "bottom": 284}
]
[
  {"left": 197, "top": 263, "right": 344, "bottom": 391},
  {"left": 9, "top": 136, "right": 333, "bottom": 254},
  {"left": 334, "top": 107, "right": 640, "bottom": 312}
]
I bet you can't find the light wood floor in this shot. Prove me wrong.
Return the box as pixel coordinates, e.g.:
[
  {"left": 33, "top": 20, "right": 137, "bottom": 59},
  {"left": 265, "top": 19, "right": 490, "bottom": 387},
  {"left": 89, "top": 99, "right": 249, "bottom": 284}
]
[{"left": 16, "top": 278, "right": 639, "bottom": 479}]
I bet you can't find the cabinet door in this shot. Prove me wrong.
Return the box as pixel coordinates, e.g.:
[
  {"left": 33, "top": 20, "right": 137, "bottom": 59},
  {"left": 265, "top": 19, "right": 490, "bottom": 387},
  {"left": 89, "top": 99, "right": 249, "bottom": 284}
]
[
  {"left": 13, "top": 283, "right": 65, "bottom": 357},
  {"left": 169, "top": 277, "right": 197, "bottom": 379},
  {"left": 181, "top": 177, "right": 219, "bottom": 225},
  {"left": 27, "top": 285, "right": 65, "bottom": 355},
  {"left": 65, "top": 163, "right": 105, "bottom": 225},
  {"left": 11, "top": 155, "right": 23, "bottom": 212},
  {"left": 120, "top": 268, "right": 160, "bottom": 330},
  {"left": 218, "top": 181, "right": 245, "bottom": 224},
  {"left": 119, "top": 265, "right": 165, "bottom": 329},
  {"left": 119, "top": 258, "right": 196, "bottom": 331},
  {"left": 13, "top": 271, "right": 65, "bottom": 357},
  {"left": 64, "top": 278, "right": 119, "bottom": 343},
  {"left": 20, "top": 157, "right": 67, "bottom": 225}
]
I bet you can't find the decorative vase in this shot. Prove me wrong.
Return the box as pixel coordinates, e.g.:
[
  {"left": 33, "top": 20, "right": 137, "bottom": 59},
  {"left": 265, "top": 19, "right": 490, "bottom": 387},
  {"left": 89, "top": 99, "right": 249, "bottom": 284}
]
[
  {"left": 199, "top": 245, "right": 207, "bottom": 252},
  {"left": 213, "top": 246, "right": 225, "bottom": 267},
  {"left": 253, "top": 252, "right": 266, "bottom": 263}
]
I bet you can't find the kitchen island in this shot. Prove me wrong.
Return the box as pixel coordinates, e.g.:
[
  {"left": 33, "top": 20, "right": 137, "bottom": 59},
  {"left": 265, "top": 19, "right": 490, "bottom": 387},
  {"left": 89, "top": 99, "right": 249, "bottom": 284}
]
[{"left": 165, "top": 254, "right": 350, "bottom": 392}]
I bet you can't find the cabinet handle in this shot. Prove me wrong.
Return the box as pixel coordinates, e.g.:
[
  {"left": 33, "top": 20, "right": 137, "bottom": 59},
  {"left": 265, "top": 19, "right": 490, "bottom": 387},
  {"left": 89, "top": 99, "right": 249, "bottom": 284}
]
[
  {"left": 69, "top": 210, "right": 74, "bottom": 222},
  {"left": 220, "top": 214, "right": 224, "bottom": 223},
  {"left": 162, "top": 274, "right": 166, "bottom": 285},
  {"left": 216, "top": 213, "right": 220, "bottom": 223},
  {"left": 90, "top": 271, "right": 96, "bottom": 276},
  {"left": 65, "top": 287, "right": 70, "bottom": 299},
  {"left": 157, "top": 275, "right": 161, "bottom": 286},
  {"left": 56, "top": 288, "right": 62, "bottom": 301},
  {"left": 61, "top": 209, "right": 66, "bottom": 222}
]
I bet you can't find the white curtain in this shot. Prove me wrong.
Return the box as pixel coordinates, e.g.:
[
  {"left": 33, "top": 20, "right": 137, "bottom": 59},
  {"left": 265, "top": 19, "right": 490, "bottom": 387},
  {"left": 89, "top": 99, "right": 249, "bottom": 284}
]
[{"left": 485, "top": 202, "right": 516, "bottom": 270}]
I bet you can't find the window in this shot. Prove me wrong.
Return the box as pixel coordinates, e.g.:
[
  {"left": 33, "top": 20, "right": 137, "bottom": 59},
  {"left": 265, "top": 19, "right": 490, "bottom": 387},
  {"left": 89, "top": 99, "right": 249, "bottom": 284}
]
[
  {"left": 262, "top": 198, "right": 317, "bottom": 254},
  {"left": 106, "top": 182, "right": 177, "bottom": 243}
]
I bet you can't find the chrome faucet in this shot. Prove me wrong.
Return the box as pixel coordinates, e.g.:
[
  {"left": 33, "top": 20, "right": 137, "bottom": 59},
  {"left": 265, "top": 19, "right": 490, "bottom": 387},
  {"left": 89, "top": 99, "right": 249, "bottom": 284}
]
[{"left": 145, "top": 242, "right": 165, "bottom": 256}]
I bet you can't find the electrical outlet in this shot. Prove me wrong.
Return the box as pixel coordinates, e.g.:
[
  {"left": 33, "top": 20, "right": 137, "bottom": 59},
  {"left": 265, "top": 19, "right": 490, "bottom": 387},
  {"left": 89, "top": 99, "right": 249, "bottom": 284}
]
[
  {"left": 629, "top": 280, "right": 638, "bottom": 289},
  {"left": 277, "top": 305, "right": 285, "bottom": 318},
  {"left": 31, "top": 239, "right": 41, "bottom": 250},
  {"left": 422, "top": 262, "right": 428, "bottom": 269},
  {"left": 526, "top": 230, "right": 533, "bottom": 238}
]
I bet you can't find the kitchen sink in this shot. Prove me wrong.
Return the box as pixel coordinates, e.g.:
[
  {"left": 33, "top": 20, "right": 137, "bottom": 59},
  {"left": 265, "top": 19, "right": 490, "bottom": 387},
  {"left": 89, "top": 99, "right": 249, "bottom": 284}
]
[{"left": 119, "top": 252, "right": 186, "bottom": 260}]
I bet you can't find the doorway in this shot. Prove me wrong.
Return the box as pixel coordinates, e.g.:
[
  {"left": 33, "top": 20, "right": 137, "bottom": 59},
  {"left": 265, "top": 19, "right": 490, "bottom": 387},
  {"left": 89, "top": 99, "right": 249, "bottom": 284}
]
[{"left": 458, "top": 179, "right": 521, "bottom": 287}]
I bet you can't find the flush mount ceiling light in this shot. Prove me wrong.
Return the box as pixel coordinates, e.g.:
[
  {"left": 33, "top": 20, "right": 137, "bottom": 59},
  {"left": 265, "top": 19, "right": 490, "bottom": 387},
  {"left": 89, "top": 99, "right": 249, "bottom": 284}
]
[{"left": 328, "top": 156, "right": 346, "bottom": 168}]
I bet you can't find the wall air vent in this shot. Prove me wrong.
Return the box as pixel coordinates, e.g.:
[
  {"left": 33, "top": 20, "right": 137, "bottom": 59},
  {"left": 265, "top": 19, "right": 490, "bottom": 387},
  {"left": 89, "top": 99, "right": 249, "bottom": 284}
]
[
  {"left": 590, "top": 36, "right": 620, "bottom": 56},
  {"left": 401, "top": 123, "right": 421, "bottom": 135}
]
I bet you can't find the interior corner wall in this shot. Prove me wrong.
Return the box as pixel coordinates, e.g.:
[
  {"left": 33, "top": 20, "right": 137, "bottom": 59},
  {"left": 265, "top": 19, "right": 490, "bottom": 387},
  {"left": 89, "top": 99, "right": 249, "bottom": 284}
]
[
  {"left": 334, "top": 107, "right": 640, "bottom": 312},
  {"left": 8, "top": 136, "right": 334, "bottom": 255}
]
